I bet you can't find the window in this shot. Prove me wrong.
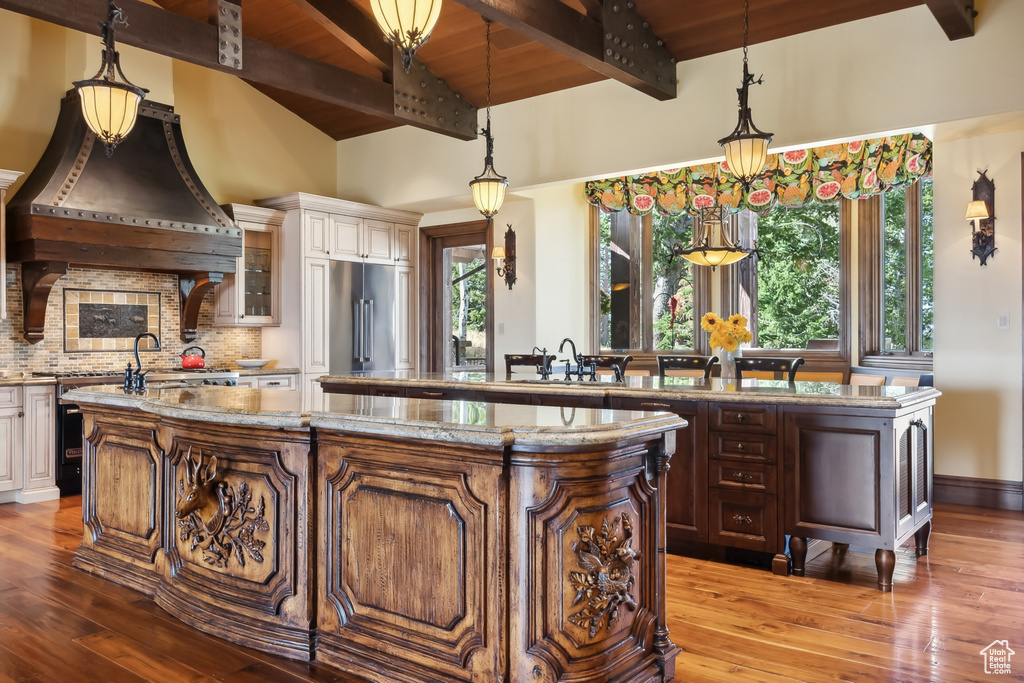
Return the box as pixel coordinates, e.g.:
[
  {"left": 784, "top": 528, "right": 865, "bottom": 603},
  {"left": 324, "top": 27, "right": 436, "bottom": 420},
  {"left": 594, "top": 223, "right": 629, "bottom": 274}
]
[
  {"left": 593, "top": 208, "right": 707, "bottom": 353},
  {"left": 860, "top": 178, "right": 933, "bottom": 365},
  {"left": 733, "top": 203, "right": 843, "bottom": 350},
  {"left": 729, "top": 201, "right": 850, "bottom": 362}
]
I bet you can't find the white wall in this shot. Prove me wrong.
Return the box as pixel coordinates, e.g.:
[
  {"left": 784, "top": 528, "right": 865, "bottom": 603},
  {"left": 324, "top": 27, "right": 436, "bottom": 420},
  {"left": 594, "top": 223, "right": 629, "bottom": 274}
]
[
  {"left": 338, "top": 0, "right": 1024, "bottom": 484},
  {"left": 933, "top": 127, "right": 1024, "bottom": 480}
]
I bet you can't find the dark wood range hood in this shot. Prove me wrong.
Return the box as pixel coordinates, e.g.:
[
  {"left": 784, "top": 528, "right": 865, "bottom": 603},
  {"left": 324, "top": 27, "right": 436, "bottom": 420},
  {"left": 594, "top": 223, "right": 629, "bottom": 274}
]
[{"left": 6, "top": 90, "right": 242, "bottom": 343}]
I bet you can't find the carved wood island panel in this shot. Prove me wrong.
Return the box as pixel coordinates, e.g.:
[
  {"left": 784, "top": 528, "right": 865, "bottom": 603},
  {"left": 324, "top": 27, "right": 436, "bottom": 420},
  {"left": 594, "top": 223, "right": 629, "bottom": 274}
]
[{"left": 69, "top": 386, "right": 683, "bottom": 682}]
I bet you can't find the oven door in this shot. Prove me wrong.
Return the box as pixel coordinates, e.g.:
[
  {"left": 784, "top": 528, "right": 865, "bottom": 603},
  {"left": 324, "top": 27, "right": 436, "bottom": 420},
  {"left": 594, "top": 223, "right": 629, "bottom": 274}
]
[{"left": 56, "top": 395, "right": 84, "bottom": 496}]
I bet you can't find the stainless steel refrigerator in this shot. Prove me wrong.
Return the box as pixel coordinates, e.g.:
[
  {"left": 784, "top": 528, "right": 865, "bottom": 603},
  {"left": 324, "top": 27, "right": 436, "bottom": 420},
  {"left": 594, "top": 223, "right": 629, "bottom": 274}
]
[{"left": 329, "top": 260, "right": 396, "bottom": 373}]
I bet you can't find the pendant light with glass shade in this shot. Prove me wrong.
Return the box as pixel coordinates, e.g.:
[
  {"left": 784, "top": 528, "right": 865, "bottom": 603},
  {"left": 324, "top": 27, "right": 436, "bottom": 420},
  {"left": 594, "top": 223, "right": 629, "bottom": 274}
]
[
  {"left": 672, "top": 204, "right": 754, "bottom": 270},
  {"left": 370, "top": 0, "right": 443, "bottom": 71},
  {"left": 470, "top": 19, "right": 508, "bottom": 220},
  {"left": 73, "top": 1, "right": 148, "bottom": 157},
  {"left": 717, "top": 0, "right": 773, "bottom": 186}
]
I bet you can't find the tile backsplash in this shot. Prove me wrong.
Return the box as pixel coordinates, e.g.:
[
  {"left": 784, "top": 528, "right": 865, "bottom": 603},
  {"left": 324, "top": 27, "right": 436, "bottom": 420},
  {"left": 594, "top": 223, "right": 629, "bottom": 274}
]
[{"left": 2, "top": 265, "right": 260, "bottom": 375}]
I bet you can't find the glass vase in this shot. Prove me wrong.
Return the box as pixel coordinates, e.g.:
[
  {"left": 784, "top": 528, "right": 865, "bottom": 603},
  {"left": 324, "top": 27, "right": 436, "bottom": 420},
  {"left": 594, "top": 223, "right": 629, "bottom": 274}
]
[{"left": 715, "top": 346, "right": 741, "bottom": 379}]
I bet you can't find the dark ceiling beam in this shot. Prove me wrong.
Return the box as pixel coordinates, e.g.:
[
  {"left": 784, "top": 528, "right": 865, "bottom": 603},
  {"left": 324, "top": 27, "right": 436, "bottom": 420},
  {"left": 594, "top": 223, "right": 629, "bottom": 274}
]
[
  {"left": 452, "top": 0, "right": 676, "bottom": 100},
  {"left": 289, "top": 0, "right": 393, "bottom": 74},
  {"left": 0, "top": 0, "right": 477, "bottom": 140},
  {"left": 924, "top": 0, "right": 976, "bottom": 40}
]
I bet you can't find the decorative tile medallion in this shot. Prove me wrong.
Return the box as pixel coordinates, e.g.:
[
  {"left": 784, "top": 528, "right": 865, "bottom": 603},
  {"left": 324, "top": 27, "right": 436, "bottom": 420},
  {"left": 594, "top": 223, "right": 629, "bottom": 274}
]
[{"left": 63, "top": 289, "right": 161, "bottom": 352}]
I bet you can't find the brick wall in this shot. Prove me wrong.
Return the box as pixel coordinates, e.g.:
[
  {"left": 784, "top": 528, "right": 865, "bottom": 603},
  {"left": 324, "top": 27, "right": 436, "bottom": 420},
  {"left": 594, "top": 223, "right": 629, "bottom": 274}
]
[{"left": 2, "top": 265, "right": 260, "bottom": 376}]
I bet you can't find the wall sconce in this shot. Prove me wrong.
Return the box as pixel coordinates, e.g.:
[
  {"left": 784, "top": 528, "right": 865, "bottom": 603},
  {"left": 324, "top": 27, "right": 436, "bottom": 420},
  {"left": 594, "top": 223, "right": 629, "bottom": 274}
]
[
  {"left": 967, "top": 170, "right": 996, "bottom": 266},
  {"left": 492, "top": 224, "right": 516, "bottom": 290}
]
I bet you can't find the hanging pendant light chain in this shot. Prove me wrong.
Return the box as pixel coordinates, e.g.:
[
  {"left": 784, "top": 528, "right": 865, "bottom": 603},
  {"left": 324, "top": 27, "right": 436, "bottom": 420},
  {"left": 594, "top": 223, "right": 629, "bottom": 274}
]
[
  {"left": 742, "top": 0, "right": 749, "bottom": 68},
  {"left": 485, "top": 19, "right": 492, "bottom": 130}
]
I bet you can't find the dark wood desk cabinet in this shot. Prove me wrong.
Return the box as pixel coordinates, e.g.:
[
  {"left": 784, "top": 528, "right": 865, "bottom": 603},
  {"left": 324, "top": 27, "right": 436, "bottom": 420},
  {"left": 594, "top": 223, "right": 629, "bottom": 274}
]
[
  {"left": 783, "top": 405, "right": 933, "bottom": 591},
  {"left": 321, "top": 376, "right": 937, "bottom": 591}
]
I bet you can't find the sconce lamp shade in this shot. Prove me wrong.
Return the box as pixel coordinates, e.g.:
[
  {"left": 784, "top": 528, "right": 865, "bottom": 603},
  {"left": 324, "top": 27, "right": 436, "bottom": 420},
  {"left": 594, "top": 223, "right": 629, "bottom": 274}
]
[
  {"left": 965, "top": 200, "right": 989, "bottom": 220},
  {"left": 370, "top": 0, "right": 442, "bottom": 71},
  {"left": 471, "top": 164, "right": 508, "bottom": 218},
  {"left": 76, "top": 81, "right": 145, "bottom": 149},
  {"left": 491, "top": 246, "right": 506, "bottom": 260},
  {"left": 721, "top": 134, "right": 770, "bottom": 186}
]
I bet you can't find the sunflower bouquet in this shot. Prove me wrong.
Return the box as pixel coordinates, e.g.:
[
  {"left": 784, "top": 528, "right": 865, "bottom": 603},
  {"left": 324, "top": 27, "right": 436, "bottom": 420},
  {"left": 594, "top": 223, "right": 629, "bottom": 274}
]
[{"left": 700, "top": 312, "right": 752, "bottom": 353}]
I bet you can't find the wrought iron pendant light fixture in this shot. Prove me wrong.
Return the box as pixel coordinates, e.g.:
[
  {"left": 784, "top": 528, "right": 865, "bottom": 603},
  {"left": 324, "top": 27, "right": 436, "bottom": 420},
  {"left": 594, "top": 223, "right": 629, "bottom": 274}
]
[
  {"left": 370, "top": 0, "right": 443, "bottom": 71},
  {"left": 470, "top": 19, "right": 508, "bottom": 220},
  {"left": 717, "top": 0, "right": 773, "bottom": 186},
  {"left": 672, "top": 205, "right": 754, "bottom": 270},
  {"left": 73, "top": 0, "right": 148, "bottom": 157}
]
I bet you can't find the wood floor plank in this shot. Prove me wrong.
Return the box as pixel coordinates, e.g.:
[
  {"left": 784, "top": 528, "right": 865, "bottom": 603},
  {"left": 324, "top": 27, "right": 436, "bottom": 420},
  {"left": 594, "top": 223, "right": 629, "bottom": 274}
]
[
  {"left": 1, "top": 497, "right": 1021, "bottom": 682},
  {"left": 73, "top": 630, "right": 209, "bottom": 683}
]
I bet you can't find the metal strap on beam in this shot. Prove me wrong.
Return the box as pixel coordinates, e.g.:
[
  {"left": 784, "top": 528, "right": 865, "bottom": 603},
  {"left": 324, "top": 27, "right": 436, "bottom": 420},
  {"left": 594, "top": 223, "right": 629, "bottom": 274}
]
[{"left": 453, "top": 0, "right": 676, "bottom": 100}]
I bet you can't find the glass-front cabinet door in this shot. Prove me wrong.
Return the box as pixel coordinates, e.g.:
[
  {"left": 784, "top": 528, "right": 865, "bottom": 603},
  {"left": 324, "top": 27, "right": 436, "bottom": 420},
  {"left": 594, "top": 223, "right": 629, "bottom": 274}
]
[{"left": 215, "top": 204, "right": 286, "bottom": 327}]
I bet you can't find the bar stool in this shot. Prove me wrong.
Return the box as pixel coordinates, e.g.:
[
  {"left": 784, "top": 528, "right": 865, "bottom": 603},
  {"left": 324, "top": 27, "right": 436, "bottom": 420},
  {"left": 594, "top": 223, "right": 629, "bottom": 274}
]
[{"left": 657, "top": 355, "right": 717, "bottom": 379}]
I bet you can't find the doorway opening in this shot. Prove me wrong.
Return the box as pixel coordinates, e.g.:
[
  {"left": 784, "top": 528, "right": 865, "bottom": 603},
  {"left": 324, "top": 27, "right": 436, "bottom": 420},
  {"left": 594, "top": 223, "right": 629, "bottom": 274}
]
[{"left": 420, "top": 221, "right": 494, "bottom": 374}]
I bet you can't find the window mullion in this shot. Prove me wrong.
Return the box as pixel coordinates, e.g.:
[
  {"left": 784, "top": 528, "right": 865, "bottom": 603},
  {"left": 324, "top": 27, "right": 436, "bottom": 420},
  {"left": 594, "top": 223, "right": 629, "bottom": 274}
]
[
  {"left": 858, "top": 195, "right": 884, "bottom": 358},
  {"left": 641, "top": 214, "right": 654, "bottom": 352},
  {"left": 904, "top": 181, "right": 923, "bottom": 354}
]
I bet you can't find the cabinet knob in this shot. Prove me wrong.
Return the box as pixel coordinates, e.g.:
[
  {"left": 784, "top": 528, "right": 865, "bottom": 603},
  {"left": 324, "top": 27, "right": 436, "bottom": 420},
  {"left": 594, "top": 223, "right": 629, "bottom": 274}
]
[
  {"left": 735, "top": 443, "right": 745, "bottom": 452},
  {"left": 735, "top": 412, "right": 747, "bottom": 422},
  {"left": 732, "top": 514, "right": 753, "bottom": 525}
]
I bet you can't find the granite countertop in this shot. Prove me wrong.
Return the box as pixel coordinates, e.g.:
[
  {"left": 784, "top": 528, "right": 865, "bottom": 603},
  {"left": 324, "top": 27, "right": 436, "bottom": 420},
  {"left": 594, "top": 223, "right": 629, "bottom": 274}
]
[
  {"left": 316, "top": 371, "right": 941, "bottom": 409},
  {"left": 234, "top": 366, "right": 300, "bottom": 376},
  {"left": 62, "top": 384, "right": 686, "bottom": 448},
  {"left": 0, "top": 375, "right": 57, "bottom": 387}
]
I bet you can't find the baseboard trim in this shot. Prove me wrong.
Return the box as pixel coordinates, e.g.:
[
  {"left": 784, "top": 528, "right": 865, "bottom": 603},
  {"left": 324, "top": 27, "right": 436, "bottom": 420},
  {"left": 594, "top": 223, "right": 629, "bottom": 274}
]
[
  {"left": 0, "top": 487, "right": 62, "bottom": 505},
  {"left": 934, "top": 475, "right": 1023, "bottom": 511}
]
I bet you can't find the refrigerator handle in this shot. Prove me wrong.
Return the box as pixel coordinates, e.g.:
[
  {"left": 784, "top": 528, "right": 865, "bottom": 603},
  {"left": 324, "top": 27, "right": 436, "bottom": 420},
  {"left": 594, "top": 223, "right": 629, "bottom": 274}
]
[
  {"left": 354, "top": 300, "right": 363, "bottom": 362},
  {"left": 365, "top": 299, "right": 374, "bottom": 362}
]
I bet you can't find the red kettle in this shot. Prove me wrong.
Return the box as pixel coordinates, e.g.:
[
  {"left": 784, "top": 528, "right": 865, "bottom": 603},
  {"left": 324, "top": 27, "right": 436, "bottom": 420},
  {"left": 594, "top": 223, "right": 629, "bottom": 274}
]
[{"left": 180, "top": 346, "right": 206, "bottom": 369}]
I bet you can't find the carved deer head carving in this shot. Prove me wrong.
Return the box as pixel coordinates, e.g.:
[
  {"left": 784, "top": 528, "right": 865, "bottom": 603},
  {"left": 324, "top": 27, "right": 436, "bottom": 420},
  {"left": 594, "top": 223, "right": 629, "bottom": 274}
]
[{"left": 175, "top": 446, "right": 219, "bottom": 520}]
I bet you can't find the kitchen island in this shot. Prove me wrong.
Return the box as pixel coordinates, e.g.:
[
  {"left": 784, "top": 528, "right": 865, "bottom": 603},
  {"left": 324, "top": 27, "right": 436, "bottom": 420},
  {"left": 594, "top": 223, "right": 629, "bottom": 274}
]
[
  {"left": 319, "top": 373, "right": 941, "bottom": 590},
  {"left": 67, "top": 384, "right": 683, "bottom": 682}
]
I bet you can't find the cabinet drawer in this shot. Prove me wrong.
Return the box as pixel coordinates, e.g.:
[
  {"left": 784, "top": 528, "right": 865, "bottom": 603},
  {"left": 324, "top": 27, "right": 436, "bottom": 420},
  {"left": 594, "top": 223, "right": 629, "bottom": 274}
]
[
  {"left": 406, "top": 387, "right": 475, "bottom": 401},
  {"left": 709, "top": 489, "right": 777, "bottom": 553},
  {"left": 709, "top": 431, "right": 777, "bottom": 463},
  {"left": 709, "top": 461, "right": 776, "bottom": 493},
  {"left": 0, "top": 386, "right": 22, "bottom": 408},
  {"left": 257, "top": 375, "right": 297, "bottom": 390},
  {"left": 710, "top": 403, "right": 776, "bottom": 433}
]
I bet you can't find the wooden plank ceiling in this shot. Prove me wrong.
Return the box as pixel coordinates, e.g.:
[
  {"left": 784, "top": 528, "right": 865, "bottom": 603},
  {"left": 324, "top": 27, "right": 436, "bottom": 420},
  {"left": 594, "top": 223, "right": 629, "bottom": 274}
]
[{"left": 148, "top": 0, "right": 930, "bottom": 140}]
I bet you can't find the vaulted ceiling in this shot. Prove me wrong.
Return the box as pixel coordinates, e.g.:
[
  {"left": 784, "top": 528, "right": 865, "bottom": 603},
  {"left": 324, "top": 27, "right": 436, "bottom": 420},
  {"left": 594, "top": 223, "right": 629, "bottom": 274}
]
[{"left": 2, "top": 0, "right": 975, "bottom": 141}]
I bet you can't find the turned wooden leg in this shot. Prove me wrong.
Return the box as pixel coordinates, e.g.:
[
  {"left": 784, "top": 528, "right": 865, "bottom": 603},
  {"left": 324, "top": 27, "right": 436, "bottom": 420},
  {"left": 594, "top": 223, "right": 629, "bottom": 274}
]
[
  {"left": 789, "top": 537, "right": 807, "bottom": 576},
  {"left": 914, "top": 521, "right": 931, "bottom": 557},
  {"left": 875, "top": 548, "right": 896, "bottom": 592}
]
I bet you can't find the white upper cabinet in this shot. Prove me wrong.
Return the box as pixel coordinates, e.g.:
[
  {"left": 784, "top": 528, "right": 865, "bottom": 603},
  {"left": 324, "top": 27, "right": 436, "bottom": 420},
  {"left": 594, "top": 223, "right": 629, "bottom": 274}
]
[{"left": 215, "top": 204, "right": 286, "bottom": 327}]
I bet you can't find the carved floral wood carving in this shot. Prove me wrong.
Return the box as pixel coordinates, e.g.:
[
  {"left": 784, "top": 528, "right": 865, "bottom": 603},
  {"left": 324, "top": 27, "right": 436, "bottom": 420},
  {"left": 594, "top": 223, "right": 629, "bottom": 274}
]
[
  {"left": 567, "top": 513, "right": 639, "bottom": 639},
  {"left": 175, "top": 447, "right": 269, "bottom": 568}
]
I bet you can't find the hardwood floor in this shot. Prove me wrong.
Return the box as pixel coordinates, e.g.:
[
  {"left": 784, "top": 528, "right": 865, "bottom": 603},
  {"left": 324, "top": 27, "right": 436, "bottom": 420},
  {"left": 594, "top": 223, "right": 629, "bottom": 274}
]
[{"left": 1, "top": 498, "right": 1021, "bottom": 682}]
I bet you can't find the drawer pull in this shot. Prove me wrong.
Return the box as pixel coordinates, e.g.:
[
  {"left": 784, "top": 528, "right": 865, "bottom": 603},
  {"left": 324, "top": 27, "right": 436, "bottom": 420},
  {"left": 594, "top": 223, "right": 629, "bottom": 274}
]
[
  {"left": 641, "top": 402, "right": 671, "bottom": 409},
  {"left": 732, "top": 472, "right": 752, "bottom": 481},
  {"left": 735, "top": 443, "right": 746, "bottom": 452},
  {"left": 423, "top": 391, "right": 444, "bottom": 397},
  {"left": 735, "top": 412, "right": 747, "bottom": 422},
  {"left": 732, "top": 514, "right": 753, "bottom": 525},
  {"left": 266, "top": 381, "right": 281, "bottom": 386}
]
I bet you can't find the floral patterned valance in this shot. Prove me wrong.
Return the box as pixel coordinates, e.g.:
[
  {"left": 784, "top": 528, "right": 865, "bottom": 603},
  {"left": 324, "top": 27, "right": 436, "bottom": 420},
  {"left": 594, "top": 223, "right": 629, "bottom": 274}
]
[{"left": 584, "top": 133, "right": 932, "bottom": 217}]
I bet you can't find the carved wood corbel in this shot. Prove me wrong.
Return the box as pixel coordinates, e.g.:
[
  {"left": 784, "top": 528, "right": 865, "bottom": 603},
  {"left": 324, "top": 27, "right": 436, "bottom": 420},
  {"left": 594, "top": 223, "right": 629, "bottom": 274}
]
[
  {"left": 178, "top": 271, "right": 222, "bottom": 342},
  {"left": 20, "top": 260, "right": 68, "bottom": 344}
]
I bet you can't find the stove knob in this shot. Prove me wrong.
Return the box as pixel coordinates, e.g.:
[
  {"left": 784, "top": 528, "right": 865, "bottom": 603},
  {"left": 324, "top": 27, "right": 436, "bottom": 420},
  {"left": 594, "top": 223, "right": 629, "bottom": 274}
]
[
  {"left": 226, "top": 379, "right": 236, "bottom": 387},
  {"left": 202, "top": 379, "right": 212, "bottom": 385}
]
